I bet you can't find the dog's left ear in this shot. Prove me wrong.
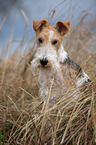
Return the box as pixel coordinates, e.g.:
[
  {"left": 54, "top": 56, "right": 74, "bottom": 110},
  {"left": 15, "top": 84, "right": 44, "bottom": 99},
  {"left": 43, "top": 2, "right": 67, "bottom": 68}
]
[
  {"left": 33, "top": 19, "right": 49, "bottom": 33},
  {"left": 55, "top": 21, "right": 70, "bottom": 36}
]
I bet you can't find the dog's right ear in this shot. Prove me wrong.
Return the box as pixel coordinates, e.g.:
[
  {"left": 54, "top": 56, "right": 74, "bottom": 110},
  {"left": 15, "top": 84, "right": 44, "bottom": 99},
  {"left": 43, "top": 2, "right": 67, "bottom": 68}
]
[
  {"left": 55, "top": 21, "right": 70, "bottom": 36},
  {"left": 33, "top": 19, "right": 49, "bottom": 33}
]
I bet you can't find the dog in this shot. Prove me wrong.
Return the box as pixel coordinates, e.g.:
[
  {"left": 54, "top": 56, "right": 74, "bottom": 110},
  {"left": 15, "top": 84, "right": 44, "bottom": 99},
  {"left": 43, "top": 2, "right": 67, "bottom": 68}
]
[{"left": 31, "top": 19, "right": 91, "bottom": 100}]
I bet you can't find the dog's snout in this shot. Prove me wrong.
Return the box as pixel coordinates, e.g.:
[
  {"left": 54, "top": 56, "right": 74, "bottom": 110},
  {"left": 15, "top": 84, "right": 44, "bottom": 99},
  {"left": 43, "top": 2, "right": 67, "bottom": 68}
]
[{"left": 40, "top": 57, "right": 48, "bottom": 66}]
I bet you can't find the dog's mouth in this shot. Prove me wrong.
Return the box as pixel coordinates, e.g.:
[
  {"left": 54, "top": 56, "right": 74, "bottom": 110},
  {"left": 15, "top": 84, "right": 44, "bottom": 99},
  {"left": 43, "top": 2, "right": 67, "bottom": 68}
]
[
  {"left": 38, "top": 62, "right": 51, "bottom": 68},
  {"left": 37, "top": 58, "right": 51, "bottom": 68}
]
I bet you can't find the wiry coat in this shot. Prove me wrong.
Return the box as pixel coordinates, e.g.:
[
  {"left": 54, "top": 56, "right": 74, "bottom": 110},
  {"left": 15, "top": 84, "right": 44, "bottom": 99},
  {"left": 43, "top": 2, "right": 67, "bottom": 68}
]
[{"left": 31, "top": 19, "right": 91, "bottom": 100}]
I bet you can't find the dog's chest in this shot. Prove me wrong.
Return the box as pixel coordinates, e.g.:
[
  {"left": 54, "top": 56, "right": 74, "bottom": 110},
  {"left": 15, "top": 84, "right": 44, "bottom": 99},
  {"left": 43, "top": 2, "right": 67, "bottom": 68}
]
[{"left": 38, "top": 69, "right": 68, "bottom": 99}]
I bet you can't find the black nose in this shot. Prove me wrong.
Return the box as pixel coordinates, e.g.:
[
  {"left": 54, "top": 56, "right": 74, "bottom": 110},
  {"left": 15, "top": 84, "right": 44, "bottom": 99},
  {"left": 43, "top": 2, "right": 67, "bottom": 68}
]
[{"left": 40, "top": 58, "right": 48, "bottom": 66}]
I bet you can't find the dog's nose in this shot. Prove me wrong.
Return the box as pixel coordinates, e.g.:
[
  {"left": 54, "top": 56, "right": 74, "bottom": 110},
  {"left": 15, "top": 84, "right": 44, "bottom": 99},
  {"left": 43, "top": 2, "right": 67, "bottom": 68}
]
[{"left": 40, "top": 58, "right": 48, "bottom": 66}]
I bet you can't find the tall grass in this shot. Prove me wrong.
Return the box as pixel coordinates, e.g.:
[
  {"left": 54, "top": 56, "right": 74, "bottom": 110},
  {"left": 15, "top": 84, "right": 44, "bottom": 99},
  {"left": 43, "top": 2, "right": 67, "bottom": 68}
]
[{"left": 0, "top": 5, "right": 96, "bottom": 145}]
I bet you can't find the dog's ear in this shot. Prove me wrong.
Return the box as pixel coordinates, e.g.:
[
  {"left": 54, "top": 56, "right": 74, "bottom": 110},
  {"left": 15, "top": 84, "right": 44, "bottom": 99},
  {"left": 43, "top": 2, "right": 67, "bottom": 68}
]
[
  {"left": 33, "top": 19, "right": 49, "bottom": 32},
  {"left": 55, "top": 21, "right": 70, "bottom": 36}
]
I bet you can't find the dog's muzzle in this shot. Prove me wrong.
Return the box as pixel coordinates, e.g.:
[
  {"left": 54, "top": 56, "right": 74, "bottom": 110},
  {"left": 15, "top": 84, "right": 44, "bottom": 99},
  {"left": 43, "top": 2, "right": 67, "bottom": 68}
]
[{"left": 40, "top": 57, "right": 48, "bottom": 66}]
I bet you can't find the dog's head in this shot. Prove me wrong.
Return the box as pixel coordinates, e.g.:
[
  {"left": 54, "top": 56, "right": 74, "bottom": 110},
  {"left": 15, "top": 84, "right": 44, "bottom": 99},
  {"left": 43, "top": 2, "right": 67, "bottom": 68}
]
[{"left": 31, "top": 19, "right": 70, "bottom": 71}]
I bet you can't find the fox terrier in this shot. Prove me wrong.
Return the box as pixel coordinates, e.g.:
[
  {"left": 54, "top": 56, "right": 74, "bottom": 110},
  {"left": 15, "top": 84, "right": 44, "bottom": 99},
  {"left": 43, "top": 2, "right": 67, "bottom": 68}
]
[{"left": 31, "top": 19, "right": 91, "bottom": 100}]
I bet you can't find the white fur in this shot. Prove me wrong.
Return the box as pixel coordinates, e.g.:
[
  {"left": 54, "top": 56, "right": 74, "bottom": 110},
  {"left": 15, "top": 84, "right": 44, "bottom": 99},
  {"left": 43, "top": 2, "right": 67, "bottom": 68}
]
[
  {"left": 49, "top": 30, "right": 54, "bottom": 42},
  {"left": 76, "top": 71, "right": 90, "bottom": 87},
  {"left": 58, "top": 45, "right": 68, "bottom": 63},
  {"left": 31, "top": 29, "right": 90, "bottom": 100},
  {"left": 31, "top": 43, "right": 66, "bottom": 100},
  {"left": 31, "top": 45, "right": 60, "bottom": 70}
]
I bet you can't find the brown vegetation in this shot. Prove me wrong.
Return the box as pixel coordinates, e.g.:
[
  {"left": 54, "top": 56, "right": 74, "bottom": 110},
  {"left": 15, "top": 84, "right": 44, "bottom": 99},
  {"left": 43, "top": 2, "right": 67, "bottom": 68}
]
[{"left": 0, "top": 8, "right": 96, "bottom": 145}]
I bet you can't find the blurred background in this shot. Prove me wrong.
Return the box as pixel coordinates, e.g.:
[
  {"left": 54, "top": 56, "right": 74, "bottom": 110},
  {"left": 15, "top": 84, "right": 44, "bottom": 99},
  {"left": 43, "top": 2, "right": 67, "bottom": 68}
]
[{"left": 0, "top": 0, "right": 96, "bottom": 56}]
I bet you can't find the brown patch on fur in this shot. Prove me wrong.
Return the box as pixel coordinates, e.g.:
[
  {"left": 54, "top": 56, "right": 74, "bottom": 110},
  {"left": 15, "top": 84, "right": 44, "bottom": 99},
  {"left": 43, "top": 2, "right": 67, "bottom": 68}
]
[
  {"left": 33, "top": 19, "right": 71, "bottom": 50},
  {"left": 36, "top": 26, "right": 63, "bottom": 50}
]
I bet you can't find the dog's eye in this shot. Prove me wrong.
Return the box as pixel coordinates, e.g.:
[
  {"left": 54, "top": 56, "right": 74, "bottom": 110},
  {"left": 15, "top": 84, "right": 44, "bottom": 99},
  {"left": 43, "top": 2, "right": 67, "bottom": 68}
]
[
  {"left": 38, "top": 38, "right": 43, "bottom": 43},
  {"left": 52, "top": 40, "right": 58, "bottom": 45}
]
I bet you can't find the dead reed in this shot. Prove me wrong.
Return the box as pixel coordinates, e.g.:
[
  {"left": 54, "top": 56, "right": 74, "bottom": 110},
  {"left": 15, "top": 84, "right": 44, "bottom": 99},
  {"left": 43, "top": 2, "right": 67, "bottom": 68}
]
[{"left": 0, "top": 5, "right": 96, "bottom": 145}]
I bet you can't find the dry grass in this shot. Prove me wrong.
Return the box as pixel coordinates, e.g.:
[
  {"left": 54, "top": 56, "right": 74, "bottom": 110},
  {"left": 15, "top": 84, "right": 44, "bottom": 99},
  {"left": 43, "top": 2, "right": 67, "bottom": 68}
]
[{"left": 0, "top": 7, "right": 96, "bottom": 145}]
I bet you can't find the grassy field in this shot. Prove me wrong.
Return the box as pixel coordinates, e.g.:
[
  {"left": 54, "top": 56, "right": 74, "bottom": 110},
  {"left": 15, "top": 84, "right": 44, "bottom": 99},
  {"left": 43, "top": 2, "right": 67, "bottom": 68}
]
[{"left": 0, "top": 5, "right": 96, "bottom": 145}]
